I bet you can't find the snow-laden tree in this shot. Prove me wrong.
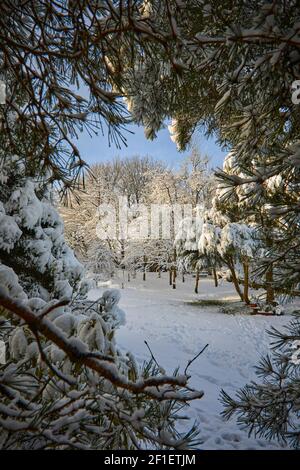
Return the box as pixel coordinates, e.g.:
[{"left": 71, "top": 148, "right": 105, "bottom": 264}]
[
  {"left": 60, "top": 158, "right": 168, "bottom": 266},
  {"left": 0, "top": 155, "right": 203, "bottom": 449},
  {"left": 175, "top": 203, "right": 259, "bottom": 302},
  {"left": 174, "top": 215, "right": 206, "bottom": 293},
  {"left": 216, "top": 153, "right": 300, "bottom": 447},
  {"left": 123, "top": 238, "right": 174, "bottom": 281},
  {"left": 116, "top": 155, "right": 166, "bottom": 206},
  {"left": 59, "top": 162, "right": 121, "bottom": 260},
  {"left": 217, "top": 222, "right": 259, "bottom": 304},
  {"left": 146, "top": 165, "right": 197, "bottom": 288},
  {"left": 0, "top": 157, "right": 82, "bottom": 301},
  {"left": 215, "top": 151, "right": 292, "bottom": 304},
  {"left": 86, "top": 242, "right": 117, "bottom": 283},
  {"left": 179, "top": 147, "right": 213, "bottom": 207}
]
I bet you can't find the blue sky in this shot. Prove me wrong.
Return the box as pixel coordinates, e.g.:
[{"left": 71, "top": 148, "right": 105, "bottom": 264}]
[{"left": 76, "top": 122, "right": 227, "bottom": 170}]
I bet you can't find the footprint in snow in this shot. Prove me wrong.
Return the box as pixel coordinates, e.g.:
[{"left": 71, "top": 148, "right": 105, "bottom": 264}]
[{"left": 221, "top": 432, "right": 241, "bottom": 443}]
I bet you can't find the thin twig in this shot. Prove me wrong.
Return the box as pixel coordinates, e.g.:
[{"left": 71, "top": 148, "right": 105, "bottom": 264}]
[
  {"left": 184, "top": 344, "right": 209, "bottom": 376},
  {"left": 144, "top": 340, "right": 160, "bottom": 369}
]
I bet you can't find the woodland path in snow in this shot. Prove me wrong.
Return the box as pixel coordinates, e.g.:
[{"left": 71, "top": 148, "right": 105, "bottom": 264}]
[{"left": 89, "top": 273, "right": 291, "bottom": 450}]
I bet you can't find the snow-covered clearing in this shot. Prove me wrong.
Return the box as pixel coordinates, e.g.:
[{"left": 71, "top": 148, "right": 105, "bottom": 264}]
[{"left": 89, "top": 272, "right": 291, "bottom": 450}]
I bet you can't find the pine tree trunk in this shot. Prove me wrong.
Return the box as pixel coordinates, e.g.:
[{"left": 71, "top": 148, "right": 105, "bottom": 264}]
[
  {"left": 194, "top": 268, "right": 200, "bottom": 294},
  {"left": 243, "top": 262, "right": 250, "bottom": 304},
  {"left": 228, "top": 263, "right": 244, "bottom": 302},
  {"left": 128, "top": 272, "right": 130, "bottom": 282},
  {"left": 266, "top": 265, "right": 274, "bottom": 304},
  {"left": 213, "top": 267, "right": 218, "bottom": 287},
  {"left": 169, "top": 269, "right": 172, "bottom": 286},
  {"left": 262, "top": 225, "right": 275, "bottom": 305},
  {"left": 182, "top": 272, "right": 185, "bottom": 283}
]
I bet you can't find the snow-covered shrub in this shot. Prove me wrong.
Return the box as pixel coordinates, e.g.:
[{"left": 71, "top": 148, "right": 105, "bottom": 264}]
[{"left": 0, "top": 157, "right": 82, "bottom": 302}]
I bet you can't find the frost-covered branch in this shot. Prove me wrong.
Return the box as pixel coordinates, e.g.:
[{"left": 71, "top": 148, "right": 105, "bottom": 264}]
[{"left": 0, "top": 289, "right": 203, "bottom": 402}]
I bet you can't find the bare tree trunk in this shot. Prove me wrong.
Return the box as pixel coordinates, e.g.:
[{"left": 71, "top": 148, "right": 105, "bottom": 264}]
[
  {"left": 243, "top": 262, "right": 250, "bottom": 304},
  {"left": 128, "top": 271, "right": 130, "bottom": 282},
  {"left": 194, "top": 268, "right": 200, "bottom": 294},
  {"left": 172, "top": 248, "right": 177, "bottom": 289},
  {"left": 122, "top": 267, "right": 125, "bottom": 289},
  {"left": 182, "top": 271, "right": 185, "bottom": 283},
  {"left": 157, "top": 268, "right": 161, "bottom": 278},
  {"left": 169, "top": 268, "right": 172, "bottom": 286},
  {"left": 172, "top": 266, "right": 176, "bottom": 289},
  {"left": 120, "top": 240, "right": 125, "bottom": 260},
  {"left": 143, "top": 255, "right": 147, "bottom": 281},
  {"left": 213, "top": 267, "right": 218, "bottom": 287}
]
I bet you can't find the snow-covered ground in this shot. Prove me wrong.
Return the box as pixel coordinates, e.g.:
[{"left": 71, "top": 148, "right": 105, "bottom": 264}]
[{"left": 89, "top": 272, "right": 291, "bottom": 450}]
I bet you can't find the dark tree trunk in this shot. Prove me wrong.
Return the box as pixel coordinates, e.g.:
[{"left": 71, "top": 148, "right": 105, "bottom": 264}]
[
  {"left": 266, "top": 265, "right": 275, "bottom": 304},
  {"left": 194, "top": 268, "right": 200, "bottom": 294},
  {"left": 172, "top": 267, "right": 176, "bottom": 289},
  {"left": 243, "top": 262, "right": 250, "bottom": 304},
  {"left": 213, "top": 267, "right": 218, "bottom": 287},
  {"left": 172, "top": 249, "right": 177, "bottom": 289},
  {"left": 169, "top": 269, "right": 172, "bottom": 286}
]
